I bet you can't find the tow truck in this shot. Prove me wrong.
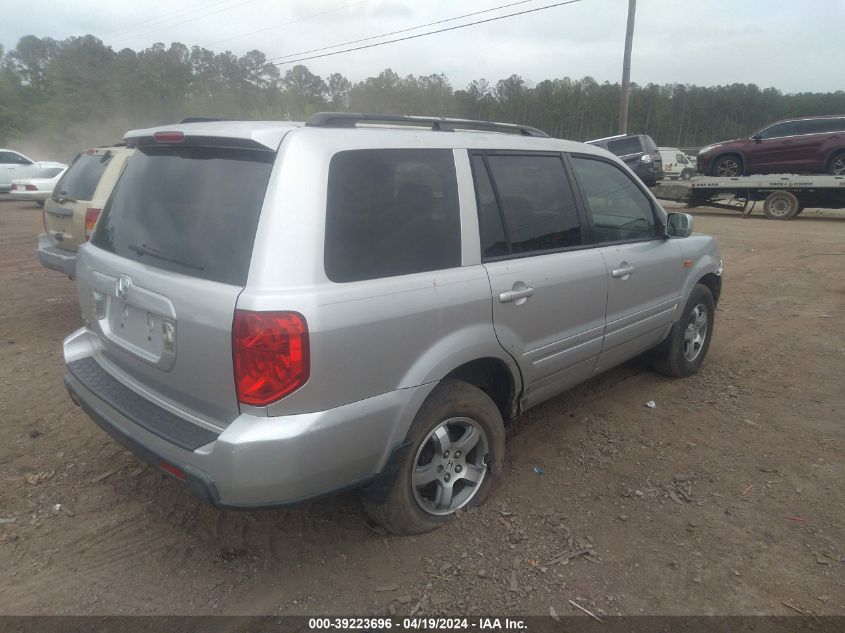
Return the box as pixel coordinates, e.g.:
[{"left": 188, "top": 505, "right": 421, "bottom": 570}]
[{"left": 684, "top": 174, "right": 845, "bottom": 220}]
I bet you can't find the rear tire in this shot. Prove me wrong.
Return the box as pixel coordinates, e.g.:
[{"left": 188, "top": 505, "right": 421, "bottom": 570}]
[
  {"left": 652, "top": 284, "right": 715, "bottom": 378},
  {"left": 681, "top": 169, "right": 693, "bottom": 181},
  {"left": 763, "top": 191, "right": 800, "bottom": 220},
  {"left": 711, "top": 155, "right": 743, "bottom": 177},
  {"left": 363, "top": 380, "right": 505, "bottom": 535}
]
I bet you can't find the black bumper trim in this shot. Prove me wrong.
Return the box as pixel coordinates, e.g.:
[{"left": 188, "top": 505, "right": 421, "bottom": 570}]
[
  {"left": 67, "top": 357, "right": 220, "bottom": 451},
  {"left": 64, "top": 375, "right": 221, "bottom": 506}
]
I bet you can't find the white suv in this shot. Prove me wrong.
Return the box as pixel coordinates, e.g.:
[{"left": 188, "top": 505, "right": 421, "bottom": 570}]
[{"left": 63, "top": 114, "right": 722, "bottom": 534}]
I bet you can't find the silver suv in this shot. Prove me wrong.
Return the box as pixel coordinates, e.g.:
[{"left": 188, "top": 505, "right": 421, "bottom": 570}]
[{"left": 63, "top": 114, "right": 722, "bottom": 534}]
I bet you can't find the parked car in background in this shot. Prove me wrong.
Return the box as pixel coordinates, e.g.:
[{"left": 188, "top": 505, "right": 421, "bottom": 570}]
[
  {"left": 37, "top": 145, "right": 134, "bottom": 277},
  {"left": 10, "top": 165, "right": 67, "bottom": 205},
  {"left": 659, "top": 148, "right": 696, "bottom": 180},
  {"left": 62, "top": 114, "right": 721, "bottom": 535},
  {"left": 586, "top": 133, "right": 664, "bottom": 186},
  {"left": 1, "top": 150, "right": 64, "bottom": 192},
  {"left": 697, "top": 115, "right": 845, "bottom": 177}
]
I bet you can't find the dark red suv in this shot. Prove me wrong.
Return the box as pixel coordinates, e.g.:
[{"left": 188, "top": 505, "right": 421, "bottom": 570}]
[{"left": 697, "top": 115, "right": 845, "bottom": 177}]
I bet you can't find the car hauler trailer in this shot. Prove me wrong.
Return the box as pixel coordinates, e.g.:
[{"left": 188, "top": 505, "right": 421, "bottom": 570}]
[{"left": 687, "top": 174, "right": 845, "bottom": 220}]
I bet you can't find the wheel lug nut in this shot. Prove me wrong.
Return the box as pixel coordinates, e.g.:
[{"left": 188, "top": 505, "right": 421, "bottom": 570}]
[
  {"left": 444, "top": 474, "right": 451, "bottom": 482},
  {"left": 437, "top": 465, "right": 444, "bottom": 473},
  {"left": 455, "top": 451, "right": 462, "bottom": 458},
  {"left": 443, "top": 450, "right": 450, "bottom": 458},
  {"left": 455, "top": 465, "right": 462, "bottom": 473}
]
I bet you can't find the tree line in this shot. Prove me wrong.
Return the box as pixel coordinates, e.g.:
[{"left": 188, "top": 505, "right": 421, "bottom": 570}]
[{"left": 2, "top": 34, "right": 844, "bottom": 158}]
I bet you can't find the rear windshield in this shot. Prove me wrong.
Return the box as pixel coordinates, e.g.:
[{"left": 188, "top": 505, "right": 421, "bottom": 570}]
[
  {"left": 91, "top": 145, "right": 274, "bottom": 286},
  {"left": 34, "top": 167, "right": 64, "bottom": 178},
  {"left": 55, "top": 153, "right": 112, "bottom": 201},
  {"left": 606, "top": 137, "right": 644, "bottom": 156}
]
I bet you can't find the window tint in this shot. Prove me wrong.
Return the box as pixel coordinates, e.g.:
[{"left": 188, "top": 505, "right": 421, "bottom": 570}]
[
  {"left": 325, "top": 149, "right": 460, "bottom": 282},
  {"left": 605, "top": 137, "right": 643, "bottom": 157},
  {"left": 571, "top": 157, "right": 657, "bottom": 242},
  {"left": 33, "top": 167, "right": 64, "bottom": 178},
  {"left": 471, "top": 156, "right": 508, "bottom": 259},
  {"left": 91, "top": 146, "right": 274, "bottom": 286},
  {"left": 758, "top": 122, "right": 797, "bottom": 139},
  {"left": 55, "top": 153, "right": 112, "bottom": 200},
  {"left": 0, "top": 151, "right": 30, "bottom": 164},
  {"left": 793, "top": 118, "right": 844, "bottom": 135},
  {"left": 486, "top": 154, "right": 582, "bottom": 254}
]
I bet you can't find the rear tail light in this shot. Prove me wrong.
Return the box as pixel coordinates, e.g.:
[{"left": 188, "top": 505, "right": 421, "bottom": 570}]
[
  {"left": 233, "top": 310, "right": 309, "bottom": 406},
  {"left": 84, "top": 208, "right": 101, "bottom": 240},
  {"left": 11, "top": 184, "right": 17, "bottom": 190},
  {"left": 25, "top": 184, "right": 38, "bottom": 191}
]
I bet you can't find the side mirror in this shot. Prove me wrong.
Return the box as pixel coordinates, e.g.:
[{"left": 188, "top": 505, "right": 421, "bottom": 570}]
[
  {"left": 666, "top": 212, "right": 694, "bottom": 238},
  {"left": 750, "top": 133, "right": 762, "bottom": 142}
]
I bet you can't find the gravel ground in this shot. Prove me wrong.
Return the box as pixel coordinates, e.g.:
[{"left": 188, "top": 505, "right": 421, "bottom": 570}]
[{"left": 0, "top": 197, "right": 843, "bottom": 616}]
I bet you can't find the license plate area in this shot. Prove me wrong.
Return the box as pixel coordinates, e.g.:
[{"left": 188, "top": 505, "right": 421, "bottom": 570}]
[{"left": 107, "top": 300, "right": 172, "bottom": 362}]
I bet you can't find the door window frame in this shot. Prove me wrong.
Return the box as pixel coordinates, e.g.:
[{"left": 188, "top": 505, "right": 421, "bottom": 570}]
[
  {"left": 468, "top": 149, "right": 593, "bottom": 263},
  {"left": 565, "top": 152, "right": 666, "bottom": 247}
]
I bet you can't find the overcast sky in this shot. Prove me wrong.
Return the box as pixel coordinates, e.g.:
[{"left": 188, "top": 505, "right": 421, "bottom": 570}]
[{"left": 2, "top": 0, "right": 843, "bottom": 93}]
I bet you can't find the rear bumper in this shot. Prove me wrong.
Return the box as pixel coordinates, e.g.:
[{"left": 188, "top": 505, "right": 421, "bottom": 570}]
[
  {"left": 37, "top": 234, "right": 77, "bottom": 276},
  {"left": 11, "top": 190, "right": 49, "bottom": 201},
  {"left": 63, "top": 330, "right": 433, "bottom": 508}
]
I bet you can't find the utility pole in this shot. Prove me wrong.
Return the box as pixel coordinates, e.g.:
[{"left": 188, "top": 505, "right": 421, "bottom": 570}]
[{"left": 618, "top": 0, "right": 636, "bottom": 134}]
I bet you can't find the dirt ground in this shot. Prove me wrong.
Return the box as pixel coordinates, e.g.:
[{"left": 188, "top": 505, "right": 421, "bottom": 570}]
[{"left": 0, "top": 197, "right": 842, "bottom": 617}]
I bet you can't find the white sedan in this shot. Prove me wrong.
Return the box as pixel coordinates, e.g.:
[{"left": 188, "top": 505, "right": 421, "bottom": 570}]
[{"left": 10, "top": 164, "right": 67, "bottom": 205}]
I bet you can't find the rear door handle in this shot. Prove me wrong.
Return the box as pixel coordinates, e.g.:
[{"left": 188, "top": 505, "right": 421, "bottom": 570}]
[
  {"left": 499, "top": 286, "right": 535, "bottom": 303},
  {"left": 612, "top": 266, "right": 635, "bottom": 278}
]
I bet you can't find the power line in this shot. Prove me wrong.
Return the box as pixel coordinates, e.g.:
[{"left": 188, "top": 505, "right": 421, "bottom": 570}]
[
  {"left": 102, "top": 0, "right": 245, "bottom": 39},
  {"left": 205, "top": 0, "right": 371, "bottom": 47},
  {"left": 268, "top": 0, "right": 585, "bottom": 69},
  {"left": 110, "top": 0, "right": 263, "bottom": 46},
  {"left": 262, "top": 0, "right": 541, "bottom": 65}
]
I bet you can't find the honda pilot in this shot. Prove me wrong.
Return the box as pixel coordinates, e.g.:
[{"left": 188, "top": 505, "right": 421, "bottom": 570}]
[{"left": 63, "top": 114, "right": 722, "bottom": 534}]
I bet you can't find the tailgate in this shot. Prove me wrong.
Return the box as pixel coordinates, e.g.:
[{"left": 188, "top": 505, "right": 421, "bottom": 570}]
[{"left": 79, "top": 142, "right": 276, "bottom": 426}]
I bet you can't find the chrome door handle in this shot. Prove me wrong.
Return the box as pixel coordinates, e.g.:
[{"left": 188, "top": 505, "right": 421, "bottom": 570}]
[
  {"left": 612, "top": 266, "right": 635, "bottom": 278},
  {"left": 499, "top": 286, "right": 535, "bottom": 303}
]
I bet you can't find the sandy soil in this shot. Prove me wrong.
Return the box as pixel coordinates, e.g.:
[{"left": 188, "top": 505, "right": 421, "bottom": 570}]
[{"left": 0, "top": 197, "right": 842, "bottom": 617}]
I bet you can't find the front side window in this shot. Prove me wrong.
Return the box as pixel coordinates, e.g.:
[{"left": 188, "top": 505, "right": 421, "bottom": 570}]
[
  {"left": 758, "top": 122, "right": 797, "bottom": 139},
  {"left": 606, "top": 137, "right": 643, "bottom": 157},
  {"left": 571, "top": 156, "right": 657, "bottom": 243},
  {"left": 676, "top": 153, "right": 688, "bottom": 164},
  {"left": 324, "top": 149, "right": 460, "bottom": 282}
]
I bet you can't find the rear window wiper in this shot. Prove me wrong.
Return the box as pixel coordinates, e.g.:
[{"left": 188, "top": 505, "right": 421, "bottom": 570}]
[{"left": 129, "top": 243, "right": 204, "bottom": 271}]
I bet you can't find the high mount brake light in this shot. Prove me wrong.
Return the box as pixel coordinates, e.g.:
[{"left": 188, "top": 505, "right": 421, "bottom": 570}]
[
  {"left": 153, "top": 131, "right": 185, "bottom": 143},
  {"left": 233, "top": 310, "right": 309, "bottom": 407}
]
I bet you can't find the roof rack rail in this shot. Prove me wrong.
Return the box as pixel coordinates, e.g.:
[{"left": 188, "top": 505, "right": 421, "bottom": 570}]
[
  {"left": 305, "top": 112, "right": 549, "bottom": 138},
  {"left": 179, "top": 117, "right": 229, "bottom": 124}
]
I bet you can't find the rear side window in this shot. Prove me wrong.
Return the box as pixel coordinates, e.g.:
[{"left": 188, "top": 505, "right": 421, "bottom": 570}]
[
  {"left": 484, "top": 154, "right": 582, "bottom": 255},
  {"left": 571, "top": 157, "right": 657, "bottom": 242},
  {"left": 324, "top": 149, "right": 460, "bottom": 282},
  {"left": 794, "top": 118, "right": 844, "bottom": 134},
  {"left": 91, "top": 145, "right": 274, "bottom": 286},
  {"left": 606, "top": 137, "right": 643, "bottom": 157},
  {"left": 55, "top": 153, "right": 112, "bottom": 200}
]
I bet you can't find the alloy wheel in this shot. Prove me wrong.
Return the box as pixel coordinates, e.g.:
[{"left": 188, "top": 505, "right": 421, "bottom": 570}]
[
  {"left": 412, "top": 417, "right": 489, "bottom": 516},
  {"left": 684, "top": 303, "right": 708, "bottom": 362},
  {"left": 714, "top": 158, "right": 741, "bottom": 177}
]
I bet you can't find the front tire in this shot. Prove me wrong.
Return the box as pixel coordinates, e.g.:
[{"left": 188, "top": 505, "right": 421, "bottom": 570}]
[
  {"left": 652, "top": 284, "right": 715, "bottom": 378},
  {"left": 828, "top": 152, "right": 845, "bottom": 176},
  {"left": 711, "top": 155, "right": 743, "bottom": 177},
  {"left": 363, "top": 380, "right": 505, "bottom": 535}
]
